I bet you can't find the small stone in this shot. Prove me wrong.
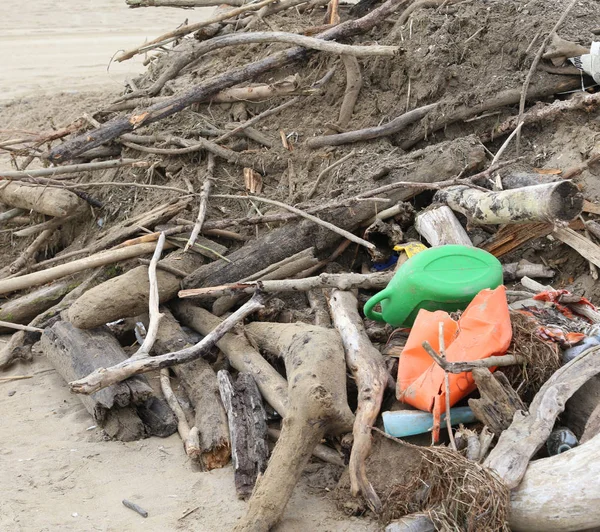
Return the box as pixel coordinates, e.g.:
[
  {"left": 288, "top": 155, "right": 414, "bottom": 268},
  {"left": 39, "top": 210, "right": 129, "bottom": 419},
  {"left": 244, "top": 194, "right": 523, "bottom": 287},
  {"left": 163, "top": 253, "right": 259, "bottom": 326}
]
[{"left": 8, "top": 390, "right": 16, "bottom": 397}]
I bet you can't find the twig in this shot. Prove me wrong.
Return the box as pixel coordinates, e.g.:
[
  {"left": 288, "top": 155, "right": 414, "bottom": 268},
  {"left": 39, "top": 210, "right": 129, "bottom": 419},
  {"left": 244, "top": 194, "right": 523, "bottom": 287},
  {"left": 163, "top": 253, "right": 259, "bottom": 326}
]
[
  {"left": 490, "top": 122, "right": 523, "bottom": 166},
  {"left": 69, "top": 292, "right": 265, "bottom": 394},
  {"left": 516, "top": 0, "right": 578, "bottom": 154},
  {"left": 160, "top": 369, "right": 201, "bottom": 459},
  {"left": 122, "top": 499, "right": 148, "bottom": 518},
  {"left": 134, "top": 233, "right": 166, "bottom": 357},
  {"left": 185, "top": 154, "right": 214, "bottom": 251},
  {"left": 338, "top": 55, "right": 363, "bottom": 129},
  {"left": 138, "top": 258, "right": 188, "bottom": 278},
  {"left": 307, "top": 149, "right": 356, "bottom": 199},
  {"left": 307, "top": 102, "right": 438, "bottom": 149},
  {"left": 8, "top": 228, "right": 55, "bottom": 274},
  {"left": 179, "top": 271, "right": 392, "bottom": 298},
  {"left": 0, "top": 159, "right": 146, "bottom": 179},
  {"left": 0, "top": 375, "right": 34, "bottom": 382},
  {"left": 438, "top": 322, "right": 456, "bottom": 450},
  {"left": 421, "top": 341, "right": 526, "bottom": 373},
  {"left": 212, "top": 194, "right": 375, "bottom": 250},
  {"left": 0, "top": 321, "right": 43, "bottom": 333}
]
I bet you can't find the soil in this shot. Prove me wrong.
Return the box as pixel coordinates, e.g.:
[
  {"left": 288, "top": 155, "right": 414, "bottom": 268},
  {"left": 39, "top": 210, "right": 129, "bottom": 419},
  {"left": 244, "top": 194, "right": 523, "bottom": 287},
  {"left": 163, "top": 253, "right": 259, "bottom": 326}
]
[{"left": 2, "top": 0, "right": 600, "bottom": 530}]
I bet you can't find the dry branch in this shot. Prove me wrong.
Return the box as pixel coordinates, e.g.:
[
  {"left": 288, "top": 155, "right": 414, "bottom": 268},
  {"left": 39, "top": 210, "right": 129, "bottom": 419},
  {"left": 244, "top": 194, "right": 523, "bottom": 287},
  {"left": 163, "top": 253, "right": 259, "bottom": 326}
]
[
  {"left": 329, "top": 290, "right": 388, "bottom": 513},
  {"left": 185, "top": 153, "right": 213, "bottom": 251},
  {"left": 553, "top": 227, "right": 600, "bottom": 269},
  {"left": 338, "top": 55, "right": 362, "bottom": 129},
  {"left": 0, "top": 158, "right": 145, "bottom": 179},
  {"left": 179, "top": 271, "right": 392, "bottom": 298},
  {"left": 127, "top": 0, "right": 248, "bottom": 6},
  {"left": 69, "top": 292, "right": 264, "bottom": 395},
  {"left": 0, "top": 182, "right": 85, "bottom": 217}
]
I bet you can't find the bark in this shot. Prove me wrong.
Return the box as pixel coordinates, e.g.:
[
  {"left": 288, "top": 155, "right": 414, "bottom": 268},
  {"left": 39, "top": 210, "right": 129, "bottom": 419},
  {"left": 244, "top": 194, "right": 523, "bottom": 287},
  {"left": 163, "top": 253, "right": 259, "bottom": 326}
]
[
  {"left": 40, "top": 321, "right": 176, "bottom": 441},
  {"left": 235, "top": 322, "right": 354, "bottom": 531},
  {"left": 218, "top": 370, "right": 268, "bottom": 499},
  {"left": 153, "top": 308, "right": 231, "bottom": 470},
  {"left": 467, "top": 368, "right": 526, "bottom": 436},
  {"left": 328, "top": 290, "right": 389, "bottom": 513},
  {"left": 67, "top": 248, "right": 204, "bottom": 329},
  {"left": 434, "top": 181, "right": 583, "bottom": 225},
  {"left": 45, "top": 0, "right": 412, "bottom": 163},
  {"left": 484, "top": 345, "right": 600, "bottom": 489},
  {"left": 414, "top": 205, "right": 472, "bottom": 246},
  {"left": 0, "top": 182, "right": 84, "bottom": 217}
]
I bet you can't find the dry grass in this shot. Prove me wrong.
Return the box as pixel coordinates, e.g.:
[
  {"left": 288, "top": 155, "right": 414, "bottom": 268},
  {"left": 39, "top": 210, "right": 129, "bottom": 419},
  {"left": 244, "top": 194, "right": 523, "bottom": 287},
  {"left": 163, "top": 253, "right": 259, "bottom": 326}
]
[
  {"left": 378, "top": 431, "right": 510, "bottom": 532},
  {"left": 501, "top": 311, "right": 562, "bottom": 403}
]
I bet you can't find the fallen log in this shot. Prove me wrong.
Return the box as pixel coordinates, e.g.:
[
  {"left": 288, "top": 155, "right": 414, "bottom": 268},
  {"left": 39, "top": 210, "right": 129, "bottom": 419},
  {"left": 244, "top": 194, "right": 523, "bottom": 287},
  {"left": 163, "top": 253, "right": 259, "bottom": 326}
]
[
  {"left": 0, "top": 278, "right": 78, "bottom": 333},
  {"left": 434, "top": 181, "right": 583, "bottom": 225},
  {"left": 328, "top": 290, "right": 389, "bottom": 513},
  {"left": 218, "top": 370, "right": 268, "bottom": 499},
  {"left": 153, "top": 308, "right": 231, "bottom": 470},
  {"left": 235, "top": 322, "right": 354, "bottom": 531},
  {"left": 0, "top": 182, "right": 85, "bottom": 217},
  {"left": 45, "top": 0, "right": 412, "bottom": 162},
  {"left": 67, "top": 248, "right": 204, "bottom": 329},
  {"left": 484, "top": 345, "right": 600, "bottom": 489},
  {"left": 40, "top": 321, "right": 176, "bottom": 441},
  {"left": 509, "top": 433, "right": 600, "bottom": 532},
  {"left": 69, "top": 292, "right": 265, "bottom": 395},
  {"left": 179, "top": 271, "right": 393, "bottom": 299}
]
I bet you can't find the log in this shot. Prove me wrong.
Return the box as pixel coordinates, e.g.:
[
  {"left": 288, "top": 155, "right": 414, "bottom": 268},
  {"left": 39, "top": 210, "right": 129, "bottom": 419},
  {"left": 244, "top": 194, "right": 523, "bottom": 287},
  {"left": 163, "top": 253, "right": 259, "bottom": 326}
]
[
  {"left": 40, "top": 321, "right": 176, "bottom": 441},
  {"left": 434, "top": 181, "right": 583, "bottom": 225},
  {"left": 180, "top": 271, "right": 393, "bottom": 299},
  {"left": 67, "top": 248, "right": 204, "bottom": 329},
  {"left": 218, "top": 370, "right": 268, "bottom": 499},
  {"left": 0, "top": 182, "right": 84, "bottom": 217},
  {"left": 0, "top": 278, "right": 78, "bottom": 332},
  {"left": 468, "top": 368, "right": 526, "bottom": 435},
  {"left": 509, "top": 433, "right": 600, "bottom": 532},
  {"left": 328, "top": 290, "right": 389, "bottom": 512},
  {"left": 235, "top": 322, "right": 354, "bottom": 531},
  {"left": 153, "top": 308, "right": 230, "bottom": 470},
  {"left": 414, "top": 205, "right": 472, "bottom": 246},
  {"left": 484, "top": 345, "right": 600, "bottom": 488},
  {"left": 45, "top": 0, "right": 412, "bottom": 162}
]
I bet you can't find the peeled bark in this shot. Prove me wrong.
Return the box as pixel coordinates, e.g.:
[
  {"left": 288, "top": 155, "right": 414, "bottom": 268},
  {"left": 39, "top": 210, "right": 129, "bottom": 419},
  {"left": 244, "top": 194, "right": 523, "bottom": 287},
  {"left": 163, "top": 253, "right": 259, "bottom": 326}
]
[
  {"left": 234, "top": 322, "right": 354, "bottom": 531},
  {"left": 434, "top": 181, "right": 583, "bottom": 225},
  {"left": 67, "top": 249, "right": 205, "bottom": 329}
]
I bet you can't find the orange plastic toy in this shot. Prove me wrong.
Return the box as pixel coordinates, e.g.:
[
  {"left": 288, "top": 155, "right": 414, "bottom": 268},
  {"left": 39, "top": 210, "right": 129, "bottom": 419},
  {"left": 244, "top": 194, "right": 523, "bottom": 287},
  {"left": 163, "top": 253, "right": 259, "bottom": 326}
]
[{"left": 397, "top": 286, "right": 512, "bottom": 441}]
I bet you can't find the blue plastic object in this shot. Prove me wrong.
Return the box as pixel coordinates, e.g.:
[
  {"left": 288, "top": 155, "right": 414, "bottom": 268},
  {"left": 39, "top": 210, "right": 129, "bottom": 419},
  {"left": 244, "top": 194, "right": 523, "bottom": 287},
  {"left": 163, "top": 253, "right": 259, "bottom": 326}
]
[{"left": 382, "top": 406, "right": 476, "bottom": 438}]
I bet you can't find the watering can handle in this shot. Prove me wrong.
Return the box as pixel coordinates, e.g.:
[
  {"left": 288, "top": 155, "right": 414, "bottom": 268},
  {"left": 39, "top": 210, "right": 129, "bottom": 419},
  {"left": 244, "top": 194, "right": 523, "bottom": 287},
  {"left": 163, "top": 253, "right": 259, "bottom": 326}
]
[{"left": 363, "top": 288, "right": 390, "bottom": 322}]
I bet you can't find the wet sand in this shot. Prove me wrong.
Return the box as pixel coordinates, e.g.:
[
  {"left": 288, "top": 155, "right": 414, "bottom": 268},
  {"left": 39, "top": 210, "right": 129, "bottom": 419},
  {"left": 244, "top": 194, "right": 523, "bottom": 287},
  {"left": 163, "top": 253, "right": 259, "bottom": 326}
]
[{"left": 0, "top": 0, "right": 213, "bottom": 101}]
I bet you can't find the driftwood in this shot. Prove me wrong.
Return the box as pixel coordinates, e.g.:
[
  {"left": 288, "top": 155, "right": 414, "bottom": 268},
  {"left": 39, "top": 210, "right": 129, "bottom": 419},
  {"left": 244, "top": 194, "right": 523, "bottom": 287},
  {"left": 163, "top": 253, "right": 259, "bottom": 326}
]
[
  {"left": 0, "top": 158, "right": 144, "bottom": 179},
  {"left": 553, "top": 227, "right": 600, "bottom": 269},
  {"left": 328, "top": 290, "right": 389, "bottom": 513},
  {"left": 502, "top": 260, "right": 555, "bottom": 282},
  {"left": 509, "top": 433, "right": 600, "bottom": 532},
  {"left": 235, "top": 322, "right": 354, "bottom": 531},
  {"left": 0, "top": 278, "right": 78, "bottom": 332},
  {"left": 414, "top": 205, "right": 472, "bottom": 246},
  {"left": 69, "top": 292, "right": 265, "bottom": 395},
  {"left": 40, "top": 321, "right": 176, "bottom": 441},
  {"left": 0, "top": 242, "right": 169, "bottom": 297},
  {"left": 126, "top": 0, "right": 249, "bottom": 6},
  {"left": 218, "top": 370, "right": 268, "bottom": 499},
  {"left": 45, "top": 0, "right": 412, "bottom": 162},
  {"left": 434, "top": 181, "right": 583, "bottom": 225},
  {"left": 153, "top": 308, "right": 230, "bottom": 470},
  {"left": 67, "top": 248, "right": 204, "bottom": 329},
  {"left": 468, "top": 368, "right": 526, "bottom": 435},
  {"left": 0, "top": 182, "right": 84, "bottom": 217},
  {"left": 484, "top": 345, "right": 600, "bottom": 489},
  {"left": 338, "top": 55, "right": 362, "bottom": 129},
  {"left": 183, "top": 137, "right": 485, "bottom": 290},
  {"left": 180, "top": 271, "right": 393, "bottom": 299},
  {"left": 171, "top": 301, "right": 344, "bottom": 465},
  {"left": 582, "top": 403, "right": 600, "bottom": 443}
]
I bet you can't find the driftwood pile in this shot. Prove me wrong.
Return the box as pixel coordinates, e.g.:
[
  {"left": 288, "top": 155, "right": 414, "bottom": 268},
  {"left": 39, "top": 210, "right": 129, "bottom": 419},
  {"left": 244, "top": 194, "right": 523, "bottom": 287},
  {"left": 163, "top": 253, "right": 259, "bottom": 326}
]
[{"left": 3, "top": 0, "right": 600, "bottom": 530}]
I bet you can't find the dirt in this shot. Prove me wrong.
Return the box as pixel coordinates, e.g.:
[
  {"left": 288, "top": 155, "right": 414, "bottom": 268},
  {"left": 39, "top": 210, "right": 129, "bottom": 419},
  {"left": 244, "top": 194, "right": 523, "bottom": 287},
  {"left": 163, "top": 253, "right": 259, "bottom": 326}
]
[{"left": 2, "top": 0, "right": 600, "bottom": 529}]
